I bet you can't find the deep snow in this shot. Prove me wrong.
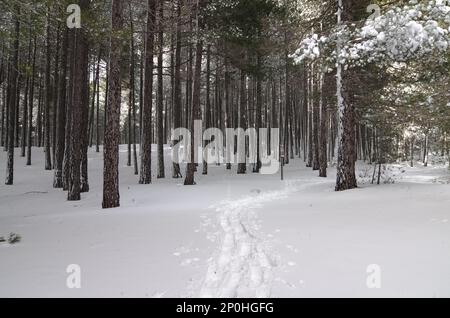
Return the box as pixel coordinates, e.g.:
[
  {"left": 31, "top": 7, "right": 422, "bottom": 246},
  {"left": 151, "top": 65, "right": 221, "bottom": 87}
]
[{"left": 0, "top": 146, "right": 449, "bottom": 297}]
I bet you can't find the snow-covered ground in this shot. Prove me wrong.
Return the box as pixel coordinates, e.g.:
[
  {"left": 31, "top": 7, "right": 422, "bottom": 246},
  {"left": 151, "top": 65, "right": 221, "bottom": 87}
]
[{"left": 0, "top": 146, "right": 449, "bottom": 297}]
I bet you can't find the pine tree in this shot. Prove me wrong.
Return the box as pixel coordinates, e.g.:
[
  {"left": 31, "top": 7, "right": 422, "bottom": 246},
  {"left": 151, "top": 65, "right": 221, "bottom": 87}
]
[
  {"left": 103, "top": 0, "right": 124, "bottom": 208},
  {"left": 5, "top": 4, "right": 20, "bottom": 185},
  {"left": 184, "top": 0, "right": 205, "bottom": 185},
  {"left": 139, "top": 0, "right": 156, "bottom": 185}
]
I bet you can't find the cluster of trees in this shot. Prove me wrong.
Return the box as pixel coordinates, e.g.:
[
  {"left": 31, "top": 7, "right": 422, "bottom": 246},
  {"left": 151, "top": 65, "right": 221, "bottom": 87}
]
[{"left": 1, "top": 0, "right": 449, "bottom": 208}]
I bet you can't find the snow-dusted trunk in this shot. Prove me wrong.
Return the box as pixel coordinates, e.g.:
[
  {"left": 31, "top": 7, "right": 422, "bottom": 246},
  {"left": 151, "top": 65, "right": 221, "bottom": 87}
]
[
  {"left": 306, "top": 66, "right": 313, "bottom": 167},
  {"left": 423, "top": 133, "right": 429, "bottom": 167},
  {"left": 21, "top": 30, "right": 32, "bottom": 158},
  {"left": 335, "top": 0, "right": 357, "bottom": 191}
]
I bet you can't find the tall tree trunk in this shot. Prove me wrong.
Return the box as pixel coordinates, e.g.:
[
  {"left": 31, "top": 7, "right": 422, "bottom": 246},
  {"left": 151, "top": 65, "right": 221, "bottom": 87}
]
[
  {"left": 14, "top": 74, "right": 20, "bottom": 148},
  {"left": 21, "top": 28, "right": 33, "bottom": 158},
  {"left": 335, "top": 0, "right": 357, "bottom": 191},
  {"left": 139, "top": 0, "right": 156, "bottom": 185},
  {"left": 95, "top": 62, "right": 101, "bottom": 153},
  {"left": 21, "top": 75, "right": 29, "bottom": 158},
  {"left": 334, "top": 0, "right": 372, "bottom": 189},
  {"left": 103, "top": 0, "right": 123, "bottom": 208},
  {"left": 254, "top": 53, "right": 262, "bottom": 173},
  {"left": 37, "top": 75, "right": 43, "bottom": 148},
  {"left": 237, "top": 70, "right": 247, "bottom": 174},
  {"left": 89, "top": 50, "right": 101, "bottom": 148},
  {"left": 157, "top": 0, "right": 165, "bottom": 179},
  {"left": 203, "top": 45, "right": 211, "bottom": 175},
  {"left": 184, "top": 1, "right": 204, "bottom": 185},
  {"left": 129, "top": 7, "right": 139, "bottom": 176},
  {"left": 26, "top": 61, "right": 34, "bottom": 161},
  {"left": 306, "top": 67, "right": 313, "bottom": 167},
  {"left": 63, "top": 28, "right": 76, "bottom": 191},
  {"left": 0, "top": 47, "right": 4, "bottom": 148},
  {"left": 423, "top": 133, "right": 429, "bottom": 167},
  {"left": 44, "top": 13, "right": 53, "bottom": 170},
  {"left": 5, "top": 5, "right": 20, "bottom": 185},
  {"left": 68, "top": 4, "right": 89, "bottom": 201},
  {"left": 80, "top": 43, "right": 90, "bottom": 193},
  {"left": 312, "top": 65, "right": 320, "bottom": 171},
  {"left": 127, "top": 73, "right": 132, "bottom": 167},
  {"left": 53, "top": 29, "right": 68, "bottom": 188},
  {"left": 172, "top": 0, "right": 182, "bottom": 178},
  {"left": 319, "top": 71, "right": 329, "bottom": 178},
  {"left": 4, "top": 64, "right": 10, "bottom": 152},
  {"left": 225, "top": 57, "right": 232, "bottom": 170},
  {"left": 52, "top": 25, "right": 61, "bottom": 168}
]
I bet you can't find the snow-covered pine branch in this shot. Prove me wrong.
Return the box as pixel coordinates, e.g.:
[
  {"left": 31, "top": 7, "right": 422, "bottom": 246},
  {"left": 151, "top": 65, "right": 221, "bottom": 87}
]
[{"left": 291, "top": 0, "right": 450, "bottom": 69}]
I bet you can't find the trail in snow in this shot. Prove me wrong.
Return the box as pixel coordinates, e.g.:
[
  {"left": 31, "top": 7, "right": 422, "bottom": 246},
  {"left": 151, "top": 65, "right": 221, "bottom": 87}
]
[{"left": 198, "top": 180, "right": 302, "bottom": 298}]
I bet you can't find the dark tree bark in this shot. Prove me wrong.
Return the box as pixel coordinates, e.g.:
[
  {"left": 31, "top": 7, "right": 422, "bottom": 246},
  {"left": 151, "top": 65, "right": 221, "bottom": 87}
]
[
  {"left": 103, "top": 0, "right": 124, "bottom": 208},
  {"left": 26, "top": 35, "right": 36, "bottom": 166},
  {"left": 63, "top": 29, "right": 76, "bottom": 191},
  {"left": 80, "top": 45, "right": 90, "bottom": 193},
  {"left": 319, "top": 71, "right": 331, "bottom": 178},
  {"left": 237, "top": 70, "right": 247, "bottom": 174},
  {"left": 312, "top": 66, "right": 320, "bottom": 171},
  {"left": 52, "top": 25, "right": 61, "bottom": 167},
  {"left": 184, "top": 1, "right": 204, "bottom": 185},
  {"left": 335, "top": 0, "right": 370, "bottom": 191},
  {"left": 157, "top": 0, "right": 165, "bottom": 179},
  {"left": 139, "top": 48, "right": 144, "bottom": 144},
  {"left": 225, "top": 57, "right": 232, "bottom": 170},
  {"left": 172, "top": 0, "right": 183, "bottom": 178},
  {"left": 129, "top": 7, "right": 138, "bottom": 176},
  {"left": 306, "top": 68, "right": 313, "bottom": 168},
  {"left": 283, "top": 42, "right": 290, "bottom": 165},
  {"left": 139, "top": 0, "right": 156, "bottom": 185},
  {"left": 20, "top": 76, "right": 29, "bottom": 157},
  {"left": 202, "top": 45, "right": 211, "bottom": 175},
  {"left": 89, "top": 50, "right": 101, "bottom": 148},
  {"left": 0, "top": 55, "right": 5, "bottom": 148},
  {"left": 4, "top": 64, "right": 10, "bottom": 152},
  {"left": 14, "top": 74, "right": 20, "bottom": 148},
  {"left": 68, "top": 0, "right": 90, "bottom": 201},
  {"left": 44, "top": 13, "right": 52, "bottom": 170},
  {"left": 95, "top": 60, "right": 101, "bottom": 153},
  {"left": 185, "top": 21, "right": 193, "bottom": 132},
  {"left": 5, "top": 5, "right": 20, "bottom": 185},
  {"left": 53, "top": 29, "right": 68, "bottom": 188},
  {"left": 21, "top": 28, "right": 33, "bottom": 158},
  {"left": 253, "top": 53, "right": 262, "bottom": 173},
  {"left": 127, "top": 57, "right": 132, "bottom": 168},
  {"left": 37, "top": 74, "right": 43, "bottom": 148}
]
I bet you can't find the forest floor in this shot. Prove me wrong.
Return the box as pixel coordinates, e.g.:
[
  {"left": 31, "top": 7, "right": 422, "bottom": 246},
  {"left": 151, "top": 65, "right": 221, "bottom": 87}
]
[{"left": 0, "top": 146, "right": 450, "bottom": 297}]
